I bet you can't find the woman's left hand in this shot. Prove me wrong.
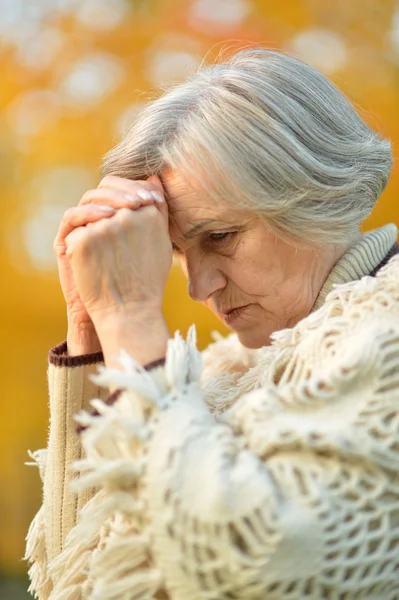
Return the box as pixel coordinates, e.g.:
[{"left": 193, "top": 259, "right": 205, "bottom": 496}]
[{"left": 64, "top": 175, "right": 172, "bottom": 366}]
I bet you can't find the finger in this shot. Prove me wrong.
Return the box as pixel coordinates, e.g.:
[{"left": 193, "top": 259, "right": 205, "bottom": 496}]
[
  {"left": 143, "top": 175, "right": 168, "bottom": 221},
  {"left": 98, "top": 175, "right": 165, "bottom": 204},
  {"left": 130, "top": 192, "right": 169, "bottom": 227},
  {"left": 80, "top": 187, "right": 157, "bottom": 209},
  {"left": 152, "top": 191, "right": 169, "bottom": 224},
  {"left": 54, "top": 204, "right": 115, "bottom": 250},
  {"left": 64, "top": 226, "right": 87, "bottom": 257},
  {"left": 147, "top": 174, "right": 164, "bottom": 193}
]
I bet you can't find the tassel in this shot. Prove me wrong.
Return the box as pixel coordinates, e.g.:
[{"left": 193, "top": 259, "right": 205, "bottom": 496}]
[{"left": 25, "top": 505, "right": 53, "bottom": 599}]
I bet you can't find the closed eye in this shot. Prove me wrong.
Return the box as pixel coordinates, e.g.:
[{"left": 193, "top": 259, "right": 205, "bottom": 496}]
[
  {"left": 172, "top": 242, "right": 183, "bottom": 254},
  {"left": 206, "top": 232, "right": 236, "bottom": 246},
  {"left": 172, "top": 232, "right": 236, "bottom": 254},
  {"left": 208, "top": 232, "right": 233, "bottom": 243}
]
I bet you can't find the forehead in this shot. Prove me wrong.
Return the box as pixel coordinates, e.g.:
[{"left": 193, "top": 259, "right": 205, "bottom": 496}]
[{"left": 161, "top": 168, "right": 248, "bottom": 225}]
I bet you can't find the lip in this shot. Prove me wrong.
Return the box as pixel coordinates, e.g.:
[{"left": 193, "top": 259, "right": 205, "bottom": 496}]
[
  {"left": 222, "top": 305, "right": 248, "bottom": 316},
  {"left": 221, "top": 304, "right": 251, "bottom": 325}
]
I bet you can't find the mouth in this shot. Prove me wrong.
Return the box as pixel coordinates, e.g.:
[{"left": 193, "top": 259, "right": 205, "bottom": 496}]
[
  {"left": 223, "top": 305, "right": 248, "bottom": 315},
  {"left": 221, "top": 304, "right": 251, "bottom": 325}
]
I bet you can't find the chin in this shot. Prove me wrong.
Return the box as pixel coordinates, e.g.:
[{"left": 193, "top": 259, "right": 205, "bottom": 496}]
[{"left": 236, "top": 329, "right": 272, "bottom": 349}]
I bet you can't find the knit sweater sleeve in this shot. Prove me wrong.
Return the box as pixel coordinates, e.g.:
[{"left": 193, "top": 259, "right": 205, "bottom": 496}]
[
  {"left": 25, "top": 341, "right": 108, "bottom": 599},
  {"left": 25, "top": 330, "right": 256, "bottom": 600},
  {"left": 57, "top": 257, "right": 399, "bottom": 600}
]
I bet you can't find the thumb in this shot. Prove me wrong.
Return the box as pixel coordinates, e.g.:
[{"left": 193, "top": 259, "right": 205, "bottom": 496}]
[{"left": 147, "top": 174, "right": 164, "bottom": 193}]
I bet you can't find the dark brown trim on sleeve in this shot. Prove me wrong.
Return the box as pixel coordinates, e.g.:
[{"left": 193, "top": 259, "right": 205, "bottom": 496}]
[
  {"left": 106, "top": 389, "right": 123, "bottom": 407},
  {"left": 76, "top": 356, "right": 166, "bottom": 434},
  {"left": 143, "top": 356, "right": 166, "bottom": 372},
  {"left": 75, "top": 389, "right": 123, "bottom": 434},
  {"left": 49, "top": 341, "right": 104, "bottom": 368},
  {"left": 103, "top": 358, "right": 166, "bottom": 408}
]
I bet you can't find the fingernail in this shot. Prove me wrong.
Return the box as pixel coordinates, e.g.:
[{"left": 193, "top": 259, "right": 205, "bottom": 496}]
[
  {"left": 97, "top": 205, "right": 115, "bottom": 212},
  {"left": 152, "top": 191, "right": 164, "bottom": 204},
  {"left": 124, "top": 193, "right": 139, "bottom": 203},
  {"left": 136, "top": 189, "right": 154, "bottom": 201}
]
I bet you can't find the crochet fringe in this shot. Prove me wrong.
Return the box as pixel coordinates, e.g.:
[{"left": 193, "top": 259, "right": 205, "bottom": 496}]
[
  {"left": 25, "top": 505, "right": 53, "bottom": 599},
  {"left": 25, "top": 257, "right": 399, "bottom": 599},
  {"left": 25, "top": 450, "right": 53, "bottom": 599},
  {"left": 40, "top": 327, "right": 201, "bottom": 599},
  {"left": 46, "top": 491, "right": 105, "bottom": 599}
]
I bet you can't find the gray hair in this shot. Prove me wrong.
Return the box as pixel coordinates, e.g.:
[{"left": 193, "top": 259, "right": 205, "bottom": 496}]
[{"left": 103, "top": 47, "right": 393, "bottom": 246}]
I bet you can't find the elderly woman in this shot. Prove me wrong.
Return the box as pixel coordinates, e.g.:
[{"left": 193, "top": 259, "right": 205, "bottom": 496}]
[{"left": 26, "top": 49, "right": 399, "bottom": 600}]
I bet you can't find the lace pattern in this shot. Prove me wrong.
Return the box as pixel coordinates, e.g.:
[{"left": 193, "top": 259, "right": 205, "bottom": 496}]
[{"left": 37, "top": 257, "right": 399, "bottom": 599}]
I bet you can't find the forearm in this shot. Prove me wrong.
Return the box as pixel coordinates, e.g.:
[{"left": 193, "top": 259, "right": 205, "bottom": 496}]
[
  {"left": 58, "top": 328, "right": 338, "bottom": 598},
  {"left": 73, "top": 357, "right": 280, "bottom": 599},
  {"left": 26, "top": 341, "right": 109, "bottom": 599},
  {"left": 44, "top": 345, "right": 107, "bottom": 562}
]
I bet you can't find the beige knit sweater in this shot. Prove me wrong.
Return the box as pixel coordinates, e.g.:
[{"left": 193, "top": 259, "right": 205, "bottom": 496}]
[{"left": 26, "top": 224, "right": 399, "bottom": 600}]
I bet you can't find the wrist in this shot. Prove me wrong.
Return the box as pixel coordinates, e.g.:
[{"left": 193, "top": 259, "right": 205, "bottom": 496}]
[
  {"left": 67, "top": 318, "right": 101, "bottom": 356},
  {"left": 93, "top": 310, "right": 169, "bottom": 368}
]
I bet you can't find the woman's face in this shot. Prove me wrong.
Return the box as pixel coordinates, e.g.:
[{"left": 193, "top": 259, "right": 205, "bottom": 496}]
[{"left": 163, "top": 170, "right": 342, "bottom": 348}]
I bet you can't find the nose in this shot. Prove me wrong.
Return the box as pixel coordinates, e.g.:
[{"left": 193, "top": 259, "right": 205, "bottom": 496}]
[{"left": 184, "top": 255, "right": 227, "bottom": 302}]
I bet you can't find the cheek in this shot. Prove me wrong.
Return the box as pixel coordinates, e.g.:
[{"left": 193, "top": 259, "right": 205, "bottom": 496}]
[
  {"left": 226, "top": 237, "right": 271, "bottom": 292},
  {"left": 227, "top": 256, "right": 274, "bottom": 295}
]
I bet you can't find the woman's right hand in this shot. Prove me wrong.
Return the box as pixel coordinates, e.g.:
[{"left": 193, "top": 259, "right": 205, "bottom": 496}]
[{"left": 53, "top": 175, "right": 165, "bottom": 356}]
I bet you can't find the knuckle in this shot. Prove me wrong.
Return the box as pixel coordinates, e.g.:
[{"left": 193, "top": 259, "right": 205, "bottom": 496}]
[
  {"left": 93, "top": 218, "right": 111, "bottom": 234},
  {"left": 74, "top": 232, "right": 93, "bottom": 256},
  {"left": 79, "top": 190, "right": 95, "bottom": 204},
  {"left": 99, "top": 174, "right": 125, "bottom": 189},
  {"left": 116, "top": 207, "right": 133, "bottom": 222},
  {"left": 144, "top": 204, "right": 159, "bottom": 220},
  {"left": 99, "top": 175, "right": 113, "bottom": 187},
  {"left": 63, "top": 207, "right": 76, "bottom": 221}
]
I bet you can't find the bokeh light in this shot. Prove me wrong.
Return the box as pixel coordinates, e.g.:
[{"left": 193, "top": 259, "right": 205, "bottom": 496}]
[{"left": 0, "top": 1, "right": 398, "bottom": 597}]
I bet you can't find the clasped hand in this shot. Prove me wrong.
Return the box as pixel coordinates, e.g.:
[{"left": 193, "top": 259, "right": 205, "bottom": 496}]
[{"left": 54, "top": 175, "right": 173, "bottom": 365}]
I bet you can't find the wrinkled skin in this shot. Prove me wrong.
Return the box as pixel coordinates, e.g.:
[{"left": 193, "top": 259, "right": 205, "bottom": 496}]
[
  {"left": 56, "top": 171, "right": 346, "bottom": 366},
  {"left": 164, "top": 170, "right": 345, "bottom": 348}
]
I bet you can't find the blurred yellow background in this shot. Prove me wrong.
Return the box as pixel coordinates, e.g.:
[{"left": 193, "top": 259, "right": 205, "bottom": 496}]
[{"left": 0, "top": 0, "right": 398, "bottom": 595}]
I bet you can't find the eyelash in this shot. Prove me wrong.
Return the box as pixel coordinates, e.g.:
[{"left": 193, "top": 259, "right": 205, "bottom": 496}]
[
  {"left": 172, "top": 232, "right": 235, "bottom": 254},
  {"left": 207, "top": 232, "right": 235, "bottom": 244},
  {"left": 172, "top": 243, "right": 183, "bottom": 254}
]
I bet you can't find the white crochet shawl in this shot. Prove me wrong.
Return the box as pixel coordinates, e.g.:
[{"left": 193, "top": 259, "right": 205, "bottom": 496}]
[{"left": 30, "top": 254, "right": 399, "bottom": 600}]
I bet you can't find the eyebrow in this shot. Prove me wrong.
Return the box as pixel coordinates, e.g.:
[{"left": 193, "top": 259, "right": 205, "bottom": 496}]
[{"left": 184, "top": 220, "right": 224, "bottom": 239}]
